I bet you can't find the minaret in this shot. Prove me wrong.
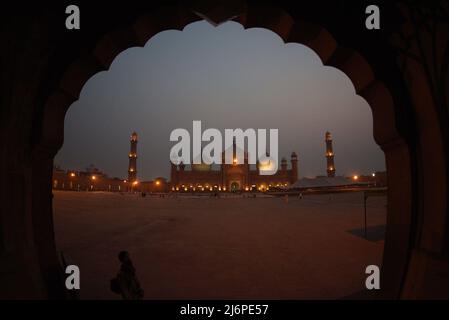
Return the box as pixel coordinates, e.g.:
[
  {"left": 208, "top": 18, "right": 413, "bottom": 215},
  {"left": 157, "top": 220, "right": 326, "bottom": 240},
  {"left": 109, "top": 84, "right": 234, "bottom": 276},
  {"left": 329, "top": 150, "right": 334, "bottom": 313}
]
[
  {"left": 128, "top": 132, "right": 138, "bottom": 182},
  {"left": 290, "top": 152, "right": 298, "bottom": 184},
  {"left": 325, "top": 131, "right": 335, "bottom": 177}
]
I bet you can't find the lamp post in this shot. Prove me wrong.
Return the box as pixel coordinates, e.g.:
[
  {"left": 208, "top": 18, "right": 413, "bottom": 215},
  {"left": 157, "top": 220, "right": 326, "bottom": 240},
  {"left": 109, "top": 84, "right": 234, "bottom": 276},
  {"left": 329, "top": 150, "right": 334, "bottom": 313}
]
[
  {"left": 91, "top": 175, "right": 96, "bottom": 191},
  {"left": 69, "top": 172, "right": 75, "bottom": 189},
  {"left": 132, "top": 180, "right": 138, "bottom": 193}
]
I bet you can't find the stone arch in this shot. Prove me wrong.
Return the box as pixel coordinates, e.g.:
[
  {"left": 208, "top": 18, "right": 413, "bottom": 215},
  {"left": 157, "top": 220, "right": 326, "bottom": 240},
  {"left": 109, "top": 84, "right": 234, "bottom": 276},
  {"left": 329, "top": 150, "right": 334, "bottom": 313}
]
[{"left": 17, "top": 2, "right": 448, "bottom": 299}]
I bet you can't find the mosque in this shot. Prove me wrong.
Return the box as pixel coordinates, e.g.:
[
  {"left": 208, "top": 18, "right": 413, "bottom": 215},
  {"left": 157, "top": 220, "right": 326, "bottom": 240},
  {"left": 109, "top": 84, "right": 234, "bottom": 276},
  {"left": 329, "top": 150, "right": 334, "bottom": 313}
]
[
  {"left": 52, "top": 131, "right": 338, "bottom": 193},
  {"left": 127, "top": 131, "right": 337, "bottom": 192},
  {"left": 170, "top": 145, "right": 298, "bottom": 192}
]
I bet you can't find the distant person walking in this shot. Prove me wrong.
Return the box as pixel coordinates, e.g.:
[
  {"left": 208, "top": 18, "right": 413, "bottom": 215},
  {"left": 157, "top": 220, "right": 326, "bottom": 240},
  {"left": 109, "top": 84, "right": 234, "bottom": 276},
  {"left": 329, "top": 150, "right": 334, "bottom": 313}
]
[{"left": 110, "top": 251, "right": 144, "bottom": 300}]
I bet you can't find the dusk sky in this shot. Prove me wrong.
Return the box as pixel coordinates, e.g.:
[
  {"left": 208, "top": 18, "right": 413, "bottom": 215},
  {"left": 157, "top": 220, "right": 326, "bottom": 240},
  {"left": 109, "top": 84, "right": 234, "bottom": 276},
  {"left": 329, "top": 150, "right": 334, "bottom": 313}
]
[{"left": 55, "top": 20, "right": 385, "bottom": 180}]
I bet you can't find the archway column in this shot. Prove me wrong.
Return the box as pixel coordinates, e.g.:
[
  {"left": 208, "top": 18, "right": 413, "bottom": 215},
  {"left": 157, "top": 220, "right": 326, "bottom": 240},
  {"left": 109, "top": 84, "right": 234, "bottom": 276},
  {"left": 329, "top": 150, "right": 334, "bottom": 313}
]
[{"left": 389, "top": 5, "right": 449, "bottom": 298}]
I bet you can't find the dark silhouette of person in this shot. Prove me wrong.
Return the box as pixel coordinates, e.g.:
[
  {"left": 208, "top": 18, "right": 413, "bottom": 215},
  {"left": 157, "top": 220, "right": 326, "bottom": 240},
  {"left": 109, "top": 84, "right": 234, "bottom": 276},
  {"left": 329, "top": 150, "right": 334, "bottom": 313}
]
[{"left": 111, "top": 251, "right": 144, "bottom": 300}]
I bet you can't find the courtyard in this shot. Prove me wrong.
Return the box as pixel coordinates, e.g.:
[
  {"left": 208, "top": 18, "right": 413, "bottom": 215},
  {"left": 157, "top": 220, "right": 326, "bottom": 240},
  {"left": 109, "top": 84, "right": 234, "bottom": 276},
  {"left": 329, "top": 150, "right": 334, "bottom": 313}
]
[{"left": 53, "top": 191, "right": 386, "bottom": 299}]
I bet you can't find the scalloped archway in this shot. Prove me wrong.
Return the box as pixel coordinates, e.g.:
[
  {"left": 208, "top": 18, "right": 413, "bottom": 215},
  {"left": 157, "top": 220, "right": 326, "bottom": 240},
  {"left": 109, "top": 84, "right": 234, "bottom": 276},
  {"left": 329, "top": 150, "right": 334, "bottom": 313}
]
[{"left": 35, "top": 3, "right": 414, "bottom": 299}]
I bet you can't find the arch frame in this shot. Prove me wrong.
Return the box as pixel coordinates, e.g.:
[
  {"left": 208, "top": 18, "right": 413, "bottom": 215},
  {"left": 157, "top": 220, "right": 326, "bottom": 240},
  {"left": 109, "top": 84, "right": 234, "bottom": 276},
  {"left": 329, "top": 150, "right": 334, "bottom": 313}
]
[{"left": 4, "top": 1, "right": 448, "bottom": 299}]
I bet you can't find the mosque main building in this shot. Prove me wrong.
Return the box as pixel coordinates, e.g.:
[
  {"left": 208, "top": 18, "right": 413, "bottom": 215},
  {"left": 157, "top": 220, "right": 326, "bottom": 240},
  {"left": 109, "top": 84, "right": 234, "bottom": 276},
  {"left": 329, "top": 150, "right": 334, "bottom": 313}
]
[
  {"left": 125, "top": 131, "right": 337, "bottom": 192},
  {"left": 170, "top": 142, "right": 298, "bottom": 192}
]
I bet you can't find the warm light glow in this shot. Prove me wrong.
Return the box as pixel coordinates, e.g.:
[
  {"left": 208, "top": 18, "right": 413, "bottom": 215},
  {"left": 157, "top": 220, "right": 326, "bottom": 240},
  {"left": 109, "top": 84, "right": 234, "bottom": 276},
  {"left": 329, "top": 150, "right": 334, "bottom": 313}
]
[
  {"left": 372, "top": 173, "right": 376, "bottom": 177},
  {"left": 130, "top": 168, "right": 134, "bottom": 172},
  {"left": 91, "top": 175, "right": 96, "bottom": 180},
  {"left": 133, "top": 181, "right": 138, "bottom": 185},
  {"left": 70, "top": 173, "right": 75, "bottom": 177},
  {"left": 259, "top": 159, "right": 276, "bottom": 172},
  {"left": 123, "top": 180, "right": 127, "bottom": 183},
  {"left": 233, "top": 158, "right": 238, "bottom": 164},
  {"left": 155, "top": 181, "right": 161, "bottom": 186},
  {"left": 245, "top": 186, "right": 249, "bottom": 191},
  {"left": 353, "top": 175, "right": 359, "bottom": 181}
]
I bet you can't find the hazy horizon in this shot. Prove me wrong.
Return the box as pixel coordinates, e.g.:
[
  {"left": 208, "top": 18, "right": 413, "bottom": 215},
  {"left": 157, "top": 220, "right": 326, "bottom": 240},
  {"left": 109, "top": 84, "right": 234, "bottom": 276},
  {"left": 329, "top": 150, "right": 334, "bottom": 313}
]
[{"left": 55, "top": 20, "right": 385, "bottom": 180}]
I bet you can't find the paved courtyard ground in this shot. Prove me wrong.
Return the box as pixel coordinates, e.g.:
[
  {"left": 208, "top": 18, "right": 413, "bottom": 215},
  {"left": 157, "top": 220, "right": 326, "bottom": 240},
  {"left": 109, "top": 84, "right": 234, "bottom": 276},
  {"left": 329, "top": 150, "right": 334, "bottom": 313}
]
[{"left": 53, "top": 191, "right": 386, "bottom": 299}]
